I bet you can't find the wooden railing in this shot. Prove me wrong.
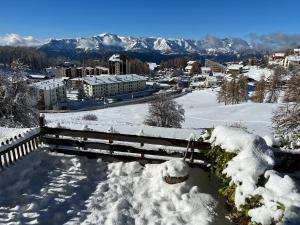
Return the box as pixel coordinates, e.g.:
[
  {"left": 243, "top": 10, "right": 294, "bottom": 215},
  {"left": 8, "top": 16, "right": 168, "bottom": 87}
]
[
  {"left": 0, "top": 132, "right": 41, "bottom": 169},
  {"left": 41, "top": 126, "right": 211, "bottom": 166}
]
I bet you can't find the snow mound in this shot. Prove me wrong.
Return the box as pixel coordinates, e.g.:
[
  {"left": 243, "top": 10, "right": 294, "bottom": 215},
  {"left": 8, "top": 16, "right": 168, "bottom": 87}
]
[
  {"left": 82, "top": 160, "right": 218, "bottom": 225},
  {"left": 161, "top": 158, "right": 189, "bottom": 178},
  {"left": 209, "top": 126, "right": 274, "bottom": 207}
]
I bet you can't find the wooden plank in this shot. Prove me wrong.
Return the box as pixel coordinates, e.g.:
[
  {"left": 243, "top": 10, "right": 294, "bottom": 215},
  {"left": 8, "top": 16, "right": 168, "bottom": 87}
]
[
  {"left": 42, "top": 127, "right": 210, "bottom": 150},
  {"left": 51, "top": 147, "right": 209, "bottom": 170},
  {"left": 43, "top": 137, "right": 207, "bottom": 160}
]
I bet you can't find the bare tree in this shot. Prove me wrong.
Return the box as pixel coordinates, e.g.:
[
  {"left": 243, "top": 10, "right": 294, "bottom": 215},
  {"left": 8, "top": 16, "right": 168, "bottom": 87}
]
[
  {"left": 253, "top": 78, "right": 266, "bottom": 103},
  {"left": 218, "top": 75, "right": 248, "bottom": 105},
  {"left": 144, "top": 93, "right": 185, "bottom": 128},
  {"left": 273, "top": 103, "right": 300, "bottom": 136},
  {"left": 273, "top": 68, "right": 300, "bottom": 144},
  {"left": 266, "top": 66, "right": 286, "bottom": 103}
]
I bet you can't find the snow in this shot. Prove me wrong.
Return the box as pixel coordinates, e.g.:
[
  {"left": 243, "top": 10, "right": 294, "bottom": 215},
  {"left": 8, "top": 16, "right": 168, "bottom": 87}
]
[
  {"left": 209, "top": 126, "right": 274, "bottom": 206},
  {"left": 83, "top": 74, "right": 146, "bottom": 86},
  {"left": 147, "top": 62, "right": 158, "bottom": 71},
  {"left": 0, "top": 150, "right": 231, "bottom": 225},
  {"left": 45, "top": 90, "right": 279, "bottom": 137},
  {"left": 244, "top": 66, "right": 273, "bottom": 81},
  {"left": 0, "top": 127, "right": 40, "bottom": 151},
  {"left": 32, "top": 78, "right": 65, "bottom": 90},
  {"left": 0, "top": 127, "right": 29, "bottom": 143},
  {"left": 286, "top": 55, "right": 300, "bottom": 62},
  {"left": 227, "top": 64, "right": 243, "bottom": 70},
  {"left": 161, "top": 159, "right": 189, "bottom": 178},
  {"left": 208, "top": 126, "right": 300, "bottom": 225}
]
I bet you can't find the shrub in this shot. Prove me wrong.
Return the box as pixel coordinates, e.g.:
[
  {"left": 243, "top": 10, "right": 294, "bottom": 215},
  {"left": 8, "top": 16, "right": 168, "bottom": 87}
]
[{"left": 82, "top": 114, "right": 98, "bottom": 121}]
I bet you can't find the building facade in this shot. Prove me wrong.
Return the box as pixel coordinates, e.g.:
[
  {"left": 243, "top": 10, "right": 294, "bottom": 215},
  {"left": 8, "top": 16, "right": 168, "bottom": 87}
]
[
  {"left": 109, "top": 54, "right": 130, "bottom": 75},
  {"left": 33, "top": 79, "right": 67, "bottom": 110},
  {"left": 83, "top": 74, "right": 146, "bottom": 98}
]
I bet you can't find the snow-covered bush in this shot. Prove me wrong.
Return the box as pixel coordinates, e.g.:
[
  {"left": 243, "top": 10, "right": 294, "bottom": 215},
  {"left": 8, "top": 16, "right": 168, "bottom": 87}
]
[
  {"left": 205, "top": 126, "right": 300, "bottom": 225},
  {"left": 82, "top": 114, "right": 98, "bottom": 121}
]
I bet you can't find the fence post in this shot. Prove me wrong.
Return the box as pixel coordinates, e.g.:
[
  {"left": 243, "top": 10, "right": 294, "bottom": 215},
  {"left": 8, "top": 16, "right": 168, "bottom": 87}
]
[{"left": 39, "top": 114, "right": 45, "bottom": 128}]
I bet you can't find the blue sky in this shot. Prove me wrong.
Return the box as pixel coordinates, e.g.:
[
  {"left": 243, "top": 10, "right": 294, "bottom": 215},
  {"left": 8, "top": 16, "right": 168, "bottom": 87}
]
[{"left": 0, "top": 0, "right": 299, "bottom": 39}]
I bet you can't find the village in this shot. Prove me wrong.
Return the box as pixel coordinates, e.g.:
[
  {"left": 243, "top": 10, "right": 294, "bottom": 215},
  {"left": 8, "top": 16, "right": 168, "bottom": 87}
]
[{"left": 13, "top": 47, "right": 299, "bottom": 111}]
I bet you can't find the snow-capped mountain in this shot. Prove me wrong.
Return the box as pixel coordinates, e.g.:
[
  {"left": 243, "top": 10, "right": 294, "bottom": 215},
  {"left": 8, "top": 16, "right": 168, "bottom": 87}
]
[{"left": 39, "top": 33, "right": 253, "bottom": 55}]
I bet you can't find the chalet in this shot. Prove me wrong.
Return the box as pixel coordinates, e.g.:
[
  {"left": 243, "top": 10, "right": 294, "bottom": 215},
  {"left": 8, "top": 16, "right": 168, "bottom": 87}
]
[{"left": 227, "top": 64, "right": 243, "bottom": 76}]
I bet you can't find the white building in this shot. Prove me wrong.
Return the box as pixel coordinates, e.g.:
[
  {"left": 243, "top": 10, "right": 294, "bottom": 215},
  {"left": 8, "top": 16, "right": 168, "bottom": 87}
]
[
  {"left": 283, "top": 55, "right": 300, "bottom": 68},
  {"left": 83, "top": 74, "right": 146, "bottom": 98},
  {"left": 204, "top": 76, "right": 218, "bottom": 88},
  {"left": 201, "top": 67, "right": 212, "bottom": 75},
  {"left": 33, "top": 79, "right": 67, "bottom": 110}
]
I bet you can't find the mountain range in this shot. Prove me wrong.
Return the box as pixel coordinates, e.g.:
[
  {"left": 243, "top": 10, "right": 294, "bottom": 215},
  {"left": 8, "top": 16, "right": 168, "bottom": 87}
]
[{"left": 38, "top": 33, "right": 261, "bottom": 56}]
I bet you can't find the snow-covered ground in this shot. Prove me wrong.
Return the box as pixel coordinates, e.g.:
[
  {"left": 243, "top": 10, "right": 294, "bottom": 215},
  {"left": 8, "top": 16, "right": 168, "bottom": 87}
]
[
  {"left": 45, "top": 90, "right": 279, "bottom": 137},
  {"left": 0, "top": 150, "right": 231, "bottom": 225}
]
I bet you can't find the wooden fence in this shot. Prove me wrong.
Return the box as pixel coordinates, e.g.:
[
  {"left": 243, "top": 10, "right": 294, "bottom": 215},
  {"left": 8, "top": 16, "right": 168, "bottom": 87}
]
[
  {"left": 0, "top": 133, "right": 41, "bottom": 169},
  {"left": 41, "top": 126, "right": 211, "bottom": 166}
]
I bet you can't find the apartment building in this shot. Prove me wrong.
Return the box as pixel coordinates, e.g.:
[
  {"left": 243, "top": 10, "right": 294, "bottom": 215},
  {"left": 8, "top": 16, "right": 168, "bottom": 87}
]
[
  {"left": 33, "top": 79, "right": 67, "bottom": 110},
  {"left": 46, "top": 64, "right": 109, "bottom": 78},
  {"left": 83, "top": 74, "right": 146, "bottom": 98},
  {"left": 109, "top": 54, "right": 130, "bottom": 75},
  {"left": 185, "top": 61, "right": 198, "bottom": 75},
  {"left": 204, "top": 59, "right": 226, "bottom": 73}
]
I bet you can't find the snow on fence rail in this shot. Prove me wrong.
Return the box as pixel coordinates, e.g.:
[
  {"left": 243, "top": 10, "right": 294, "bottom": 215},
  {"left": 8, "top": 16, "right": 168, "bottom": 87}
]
[
  {"left": 0, "top": 128, "right": 41, "bottom": 169},
  {"left": 41, "top": 126, "right": 211, "bottom": 166}
]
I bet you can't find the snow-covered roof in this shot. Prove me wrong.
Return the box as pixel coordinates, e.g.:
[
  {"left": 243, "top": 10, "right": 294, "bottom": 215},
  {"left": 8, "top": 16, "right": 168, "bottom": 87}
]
[
  {"left": 28, "top": 74, "right": 47, "bottom": 79},
  {"left": 85, "top": 67, "right": 94, "bottom": 70},
  {"left": 83, "top": 74, "right": 146, "bottom": 86},
  {"left": 147, "top": 62, "right": 158, "bottom": 71},
  {"left": 274, "top": 53, "right": 285, "bottom": 57},
  {"left": 95, "top": 66, "right": 109, "bottom": 70},
  {"left": 187, "top": 60, "right": 197, "bottom": 65},
  {"left": 185, "top": 65, "right": 193, "bottom": 70},
  {"left": 294, "top": 49, "right": 300, "bottom": 53},
  {"left": 286, "top": 55, "right": 300, "bottom": 62},
  {"left": 32, "top": 78, "right": 65, "bottom": 90},
  {"left": 109, "top": 54, "right": 122, "bottom": 62},
  {"left": 244, "top": 66, "right": 273, "bottom": 81},
  {"left": 228, "top": 64, "right": 243, "bottom": 70}
]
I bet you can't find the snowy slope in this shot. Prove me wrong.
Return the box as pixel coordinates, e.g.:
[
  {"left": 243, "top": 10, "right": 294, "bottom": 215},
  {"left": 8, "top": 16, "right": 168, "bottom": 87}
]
[
  {"left": 0, "top": 150, "right": 232, "bottom": 225},
  {"left": 45, "top": 90, "right": 279, "bottom": 137}
]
